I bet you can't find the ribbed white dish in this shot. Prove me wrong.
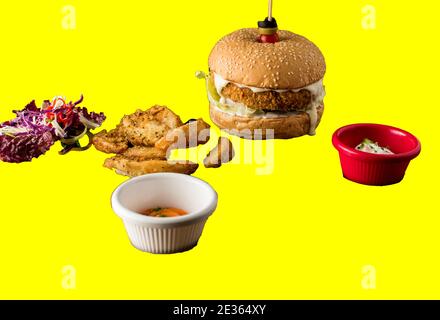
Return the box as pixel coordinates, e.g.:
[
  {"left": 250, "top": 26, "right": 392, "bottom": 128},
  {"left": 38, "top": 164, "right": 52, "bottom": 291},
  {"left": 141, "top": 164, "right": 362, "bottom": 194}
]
[
  {"left": 123, "top": 218, "right": 208, "bottom": 253},
  {"left": 111, "top": 173, "right": 218, "bottom": 254}
]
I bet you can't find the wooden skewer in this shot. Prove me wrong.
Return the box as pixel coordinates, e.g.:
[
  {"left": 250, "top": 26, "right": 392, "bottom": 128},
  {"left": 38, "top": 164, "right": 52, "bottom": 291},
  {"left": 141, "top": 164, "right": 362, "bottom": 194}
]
[{"left": 268, "top": 0, "right": 273, "bottom": 21}]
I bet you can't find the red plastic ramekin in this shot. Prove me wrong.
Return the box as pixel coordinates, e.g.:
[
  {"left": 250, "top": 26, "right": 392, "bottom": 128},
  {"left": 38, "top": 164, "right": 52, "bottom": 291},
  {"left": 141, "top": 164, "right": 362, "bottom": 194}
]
[{"left": 332, "top": 123, "right": 421, "bottom": 186}]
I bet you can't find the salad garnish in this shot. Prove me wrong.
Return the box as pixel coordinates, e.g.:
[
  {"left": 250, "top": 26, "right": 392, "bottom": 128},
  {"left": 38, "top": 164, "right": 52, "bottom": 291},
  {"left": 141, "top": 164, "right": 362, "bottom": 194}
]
[{"left": 0, "top": 95, "right": 105, "bottom": 163}]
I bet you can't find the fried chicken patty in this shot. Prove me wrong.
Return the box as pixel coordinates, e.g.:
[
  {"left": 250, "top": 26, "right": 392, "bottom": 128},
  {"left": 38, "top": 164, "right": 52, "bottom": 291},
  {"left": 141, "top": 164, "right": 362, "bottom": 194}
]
[{"left": 220, "top": 83, "right": 312, "bottom": 112}]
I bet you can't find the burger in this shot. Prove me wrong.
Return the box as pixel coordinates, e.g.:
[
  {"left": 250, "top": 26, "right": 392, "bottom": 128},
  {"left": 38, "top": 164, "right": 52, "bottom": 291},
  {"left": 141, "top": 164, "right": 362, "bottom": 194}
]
[{"left": 206, "top": 22, "right": 326, "bottom": 139}]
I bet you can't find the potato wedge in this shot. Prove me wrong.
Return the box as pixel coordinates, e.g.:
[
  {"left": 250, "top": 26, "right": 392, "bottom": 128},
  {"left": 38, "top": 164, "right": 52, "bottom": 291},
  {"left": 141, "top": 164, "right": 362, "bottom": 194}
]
[
  {"left": 203, "top": 137, "right": 235, "bottom": 168},
  {"left": 104, "top": 156, "right": 198, "bottom": 177},
  {"left": 121, "top": 146, "right": 166, "bottom": 161},
  {"left": 92, "top": 127, "right": 129, "bottom": 154},
  {"left": 120, "top": 106, "right": 183, "bottom": 146},
  {"left": 155, "top": 118, "right": 210, "bottom": 152}
]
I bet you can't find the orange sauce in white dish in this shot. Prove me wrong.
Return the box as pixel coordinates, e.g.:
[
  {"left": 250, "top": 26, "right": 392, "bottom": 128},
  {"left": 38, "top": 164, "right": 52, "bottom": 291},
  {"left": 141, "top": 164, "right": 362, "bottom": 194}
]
[{"left": 140, "top": 207, "right": 188, "bottom": 218}]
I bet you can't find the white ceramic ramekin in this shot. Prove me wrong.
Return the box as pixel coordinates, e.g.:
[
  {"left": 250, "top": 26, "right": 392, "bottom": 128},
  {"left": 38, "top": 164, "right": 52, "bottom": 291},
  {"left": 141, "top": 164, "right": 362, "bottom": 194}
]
[{"left": 111, "top": 173, "right": 218, "bottom": 254}]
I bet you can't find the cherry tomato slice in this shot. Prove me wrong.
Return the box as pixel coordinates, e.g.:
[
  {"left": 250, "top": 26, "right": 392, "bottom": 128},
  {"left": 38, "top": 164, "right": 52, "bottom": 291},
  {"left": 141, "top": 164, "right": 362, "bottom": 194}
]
[{"left": 259, "top": 33, "right": 279, "bottom": 43}]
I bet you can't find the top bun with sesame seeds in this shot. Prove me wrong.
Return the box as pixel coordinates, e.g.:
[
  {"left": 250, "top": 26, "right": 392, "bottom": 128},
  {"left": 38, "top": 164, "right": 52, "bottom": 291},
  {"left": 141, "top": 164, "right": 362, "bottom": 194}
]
[{"left": 208, "top": 28, "right": 325, "bottom": 89}]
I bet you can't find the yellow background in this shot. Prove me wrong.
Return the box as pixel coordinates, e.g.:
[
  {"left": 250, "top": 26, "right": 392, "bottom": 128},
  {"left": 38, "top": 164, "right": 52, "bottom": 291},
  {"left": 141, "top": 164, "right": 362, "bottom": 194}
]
[{"left": 0, "top": 0, "right": 438, "bottom": 299}]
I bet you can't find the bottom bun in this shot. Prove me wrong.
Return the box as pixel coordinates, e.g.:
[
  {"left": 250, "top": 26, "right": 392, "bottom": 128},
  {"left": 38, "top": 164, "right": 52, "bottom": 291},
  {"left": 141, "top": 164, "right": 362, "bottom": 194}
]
[{"left": 209, "top": 103, "right": 324, "bottom": 140}]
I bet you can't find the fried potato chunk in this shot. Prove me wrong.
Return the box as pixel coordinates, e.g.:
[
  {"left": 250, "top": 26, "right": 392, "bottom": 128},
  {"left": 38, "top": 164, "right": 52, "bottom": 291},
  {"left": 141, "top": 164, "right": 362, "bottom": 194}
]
[
  {"left": 204, "top": 137, "right": 235, "bottom": 168},
  {"left": 94, "top": 106, "right": 209, "bottom": 177},
  {"left": 121, "top": 146, "right": 166, "bottom": 161},
  {"left": 92, "top": 126, "right": 129, "bottom": 154},
  {"left": 104, "top": 156, "right": 198, "bottom": 177},
  {"left": 155, "top": 118, "right": 211, "bottom": 152},
  {"left": 120, "top": 106, "right": 183, "bottom": 147}
]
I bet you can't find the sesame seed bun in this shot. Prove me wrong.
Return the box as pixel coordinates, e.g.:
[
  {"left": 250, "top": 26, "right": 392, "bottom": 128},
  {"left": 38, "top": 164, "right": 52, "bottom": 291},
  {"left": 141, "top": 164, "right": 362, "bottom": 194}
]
[
  {"left": 209, "top": 103, "right": 324, "bottom": 140},
  {"left": 208, "top": 28, "right": 326, "bottom": 90}
]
